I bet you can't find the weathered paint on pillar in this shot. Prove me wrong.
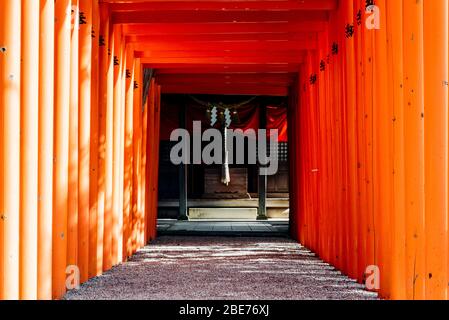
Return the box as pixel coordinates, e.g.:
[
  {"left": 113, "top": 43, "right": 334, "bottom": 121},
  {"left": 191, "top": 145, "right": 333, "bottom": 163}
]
[
  {"left": 37, "top": 0, "right": 55, "bottom": 301},
  {"left": 123, "top": 47, "right": 134, "bottom": 259},
  {"left": 89, "top": 0, "right": 100, "bottom": 278},
  {"left": 20, "top": 0, "right": 40, "bottom": 300},
  {"left": 403, "top": 0, "right": 425, "bottom": 300},
  {"left": 423, "top": 0, "right": 448, "bottom": 300},
  {"left": 0, "top": 0, "right": 21, "bottom": 300},
  {"left": 53, "top": 0, "right": 71, "bottom": 299},
  {"left": 78, "top": 0, "right": 92, "bottom": 283},
  {"left": 103, "top": 9, "right": 114, "bottom": 271},
  {"left": 112, "top": 24, "right": 123, "bottom": 265},
  {"left": 67, "top": 0, "right": 79, "bottom": 273},
  {"left": 386, "top": 0, "right": 406, "bottom": 300},
  {"left": 0, "top": 1, "right": 4, "bottom": 300},
  {"left": 96, "top": 2, "right": 107, "bottom": 274}
]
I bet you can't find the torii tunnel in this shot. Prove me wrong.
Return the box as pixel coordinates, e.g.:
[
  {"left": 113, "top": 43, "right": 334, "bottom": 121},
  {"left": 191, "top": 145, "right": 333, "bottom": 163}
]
[{"left": 1, "top": 0, "right": 448, "bottom": 301}]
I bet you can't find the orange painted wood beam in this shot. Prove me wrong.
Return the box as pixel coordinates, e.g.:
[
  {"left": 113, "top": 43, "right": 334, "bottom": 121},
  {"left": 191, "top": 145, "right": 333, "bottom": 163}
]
[
  {"left": 126, "top": 33, "right": 317, "bottom": 43},
  {"left": 131, "top": 40, "right": 316, "bottom": 52},
  {"left": 353, "top": 0, "right": 366, "bottom": 284},
  {"left": 112, "top": 24, "right": 124, "bottom": 265},
  {"left": 53, "top": 0, "right": 71, "bottom": 299},
  {"left": 423, "top": 0, "right": 448, "bottom": 300},
  {"left": 155, "top": 73, "right": 295, "bottom": 85},
  {"left": 20, "top": 0, "right": 40, "bottom": 300},
  {"left": 89, "top": 0, "right": 101, "bottom": 278},
  {"left": 105, "top": 0, "right": 338, "bottom": 12},
  {"left": 160, "top": 83, "right": 289, "bottom": 96},
  {"left": 121, "top": 22, "right": 326, "bottom": 35},
  {"left": 1, "top": 0, "right": 21, "bottom": 300},
  {"left": 342, "top": 0, "right": 358, "bottom": 282},
  {"left": 138, "top": 54, "right": 306, "bottom": 64},
  {"left": 141, "top": 96, "right": 149, "bottom": 245},
  {"left": 403, "top": 0, "right": 425, "bottom": 300},
  {"left": 78, "top": 0, "right": 93, "bottom": 284},
  {"left": 118, "top": 32, "right": 127, "bottom": 264},
  {"left": 373, "top": 0, "right": 393, "bottom": 299},
  {"left": 387, "top": 0, "right": 406, "bottom": 300},
  {"left": 112, "top": 10, "right": 329, "bottom": 24},
  {"left": 153, "top": 64, "right": 301, "bottom": 74},
  {"left": 150, "top": 85, "right": 162, "bottom": 240},
  {"left": 133, "top": 58, "right": 144, "bottom": 249},
  {"left": 137, "top": 50, "right": 305, "bottom": 60},
  {"left": 145, "top": 79, "right": 156, "bottom": 241},
  {"left": 67, "top": 0, "right": 80, "bottom": 275},
  {"left": 123, "top": 47, "right": 134, "bottom": 259},
  {"left": 100, "top": 2, "right": 114, "bottom": 272},
  {"left": 37, "top": 0, "right": 55, "bottom": 301}
]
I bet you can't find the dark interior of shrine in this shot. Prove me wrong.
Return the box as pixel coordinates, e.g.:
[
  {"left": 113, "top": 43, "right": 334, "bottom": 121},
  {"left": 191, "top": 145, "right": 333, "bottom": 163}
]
[{"left": 157, "top": 94, "right": 290, "bottom": 221}]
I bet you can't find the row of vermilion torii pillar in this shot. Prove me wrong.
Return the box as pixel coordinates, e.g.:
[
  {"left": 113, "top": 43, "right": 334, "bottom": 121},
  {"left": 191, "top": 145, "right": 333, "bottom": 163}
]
[
  {"left": 0, "top": 0, "right": 161, "bottom": 300},
  {"left": 1, "top": 0, "right": 449, "bottom": 301},
  {"left": 288, "top": 0, "right": 449, "bottom": 300}
]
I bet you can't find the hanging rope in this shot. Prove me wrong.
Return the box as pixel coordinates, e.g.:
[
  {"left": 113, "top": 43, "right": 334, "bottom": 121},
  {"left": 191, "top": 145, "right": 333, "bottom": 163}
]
[
  {"left": 188, "top": 95, "right": 258, "bottom": 186},
  {"left": 189, "top": 95, "right": 258, "bottom": 110}
]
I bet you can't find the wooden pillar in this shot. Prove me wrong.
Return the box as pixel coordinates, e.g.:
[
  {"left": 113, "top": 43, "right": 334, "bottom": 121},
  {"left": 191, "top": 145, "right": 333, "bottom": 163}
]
[
  {"left": 67, "top": 0, "right": 79, "bottom": 273},
  {"left": 101, "top": 3, "right": 113, "bottom": 272},
  {"left": 403, "top": 0, "right": 425, "bottom": 300},
  {"left": 141, "top": 90, "right": 149, "bottom": 243},
  {"left": 53, "top": 0, "right": 71, "bottom": 299},
  {"left": 287, "top": 77, "right": 299, "bottom": 241},
  {"left": 178, "top": 104, "right": 188, "bottom": 221},
  {"left": 317, "top": 29, "right": 330, "bottom": 263},
  {"left": 20, "top": 0, "right": 40, "bottom": 300},
  {"left": 96, "top": 2, "right": 108, "bottom": 276},
  {"left": 78, "top": 0, "right": 92, "bottom": 283},
  {"left": 37, "top": 0, "right": 55, "bottom": 300},
  {"left": 133, "top": 59, "right": 143, "bottom": 249},
  {"left": 0, "top": 1, "right": 4, "bottom": 300},
  {"left": 89, "top": 0, "right": 100, "bottom": 278},
  {"left": 355, "top": 0, "right": 367, "bottom": 284},
  {"left": 145, "top": 80, "right": 155, "bottom": 239},
  {"left": 423, "top": 0, "right": 448, "bottom": 300},
  {"left": 112, "top": 24, "right": 123, "bottom": 265},
  {"left": 343, "top": 0, "right": 358, "bottom": 280},
  {"left": 131, "top": 59, "right": 142, "bottom": 250},
  {"left": 123, "top": 47, "right": 134, "bottom": 259},
  {"left": 118, "top": 34, "right": 126, "bottom": 263},
  {"left": 151, "top": 85, "right": 162, "bottom": 239},
  {"left": 363, "top": 5, "right": 375, "bottom": 274},
  {"left": 386, "top": 0, "right": 407, "bottom": 300},
  {"left": 258, "top": 105, "right": 267, "bottom": 220},
  {"left": 373, "top": 0, "right": 393, "bottom": 299},
  {"left": 132, "top": 59, "right": 142, "bottom": 251},
  {"left": 0, "top": 0, "right": 21, "bottom": 300}
]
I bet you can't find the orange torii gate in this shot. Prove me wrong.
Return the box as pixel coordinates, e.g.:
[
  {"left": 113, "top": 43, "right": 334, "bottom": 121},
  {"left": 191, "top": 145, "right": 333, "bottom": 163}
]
[{"left": 0, "top": 0, "right": 448, "bottom": 300}]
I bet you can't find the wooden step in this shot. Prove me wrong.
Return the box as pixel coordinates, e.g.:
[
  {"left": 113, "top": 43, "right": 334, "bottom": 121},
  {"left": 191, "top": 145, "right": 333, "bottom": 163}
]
[{"left": 189, "top": 208, "right": 258, "bottom": 220}]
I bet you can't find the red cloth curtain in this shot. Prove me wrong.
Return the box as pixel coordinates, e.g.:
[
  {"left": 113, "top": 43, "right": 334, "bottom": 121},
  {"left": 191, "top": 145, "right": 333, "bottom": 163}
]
[
  {"left": 266, "top": 105, "right": 288, "bottom": 142},
  {"left": 160, "top": 99, "right": 287, "bottom": 142}
]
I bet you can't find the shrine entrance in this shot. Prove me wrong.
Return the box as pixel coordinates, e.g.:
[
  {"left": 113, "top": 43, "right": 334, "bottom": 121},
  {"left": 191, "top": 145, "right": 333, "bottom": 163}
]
[{"left": 157, "top": 94, "right": 290, "bottom": 235}]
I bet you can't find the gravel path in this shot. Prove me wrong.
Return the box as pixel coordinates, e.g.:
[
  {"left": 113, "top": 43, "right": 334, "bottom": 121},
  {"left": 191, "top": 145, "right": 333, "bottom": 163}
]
[{"left": 64, "top": 236, "right": 378, "bottom": 300}]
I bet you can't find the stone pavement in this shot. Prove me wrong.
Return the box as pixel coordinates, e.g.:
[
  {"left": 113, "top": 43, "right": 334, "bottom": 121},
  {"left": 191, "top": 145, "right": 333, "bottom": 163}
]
[{"left": 157, "top": 220, "right": 289, "bottom": 237}]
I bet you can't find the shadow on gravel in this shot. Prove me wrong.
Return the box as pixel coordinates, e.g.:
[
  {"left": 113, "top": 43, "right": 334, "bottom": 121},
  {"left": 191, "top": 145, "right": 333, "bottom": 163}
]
[{"left": 64, "top": 236, "right": 378, "bottom": 300}]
